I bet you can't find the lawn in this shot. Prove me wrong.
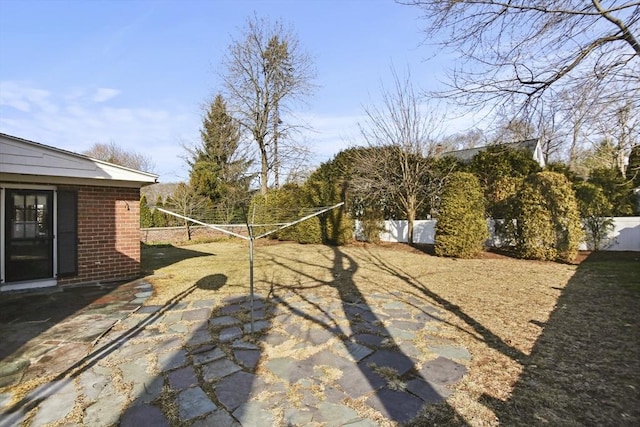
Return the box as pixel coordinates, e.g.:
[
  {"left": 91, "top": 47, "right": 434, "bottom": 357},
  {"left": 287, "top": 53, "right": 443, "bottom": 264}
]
[{"left": 142, "top": 241, "right": 640, "bottom": 426}]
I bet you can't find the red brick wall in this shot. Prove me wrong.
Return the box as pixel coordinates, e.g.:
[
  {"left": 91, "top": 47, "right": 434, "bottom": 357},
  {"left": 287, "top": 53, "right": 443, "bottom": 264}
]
[{"left": 58, "top": 185, "right": 141, "bottom": 286}]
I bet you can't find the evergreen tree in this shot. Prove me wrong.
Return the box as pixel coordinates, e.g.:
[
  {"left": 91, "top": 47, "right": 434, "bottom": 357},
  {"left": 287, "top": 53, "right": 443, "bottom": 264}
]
[
  {"left": 140, "top": 195, "right": 153, "bottom": 228},
  {"left": 435, "top": 172, "right": 488, "bottom": 258},
  {"left": 188, "top": 94, "right": 251, "bottom": 206},
  {"left": 626, "top": 144, "right": 640, "bottom": 188},
  {"left": 589, "top": 167, "right": 634, "bottom": 216},
  {"left": 152, "top": 195, "right": 168, "bottom": 227},
  {"left": 467, "top": 145, "right": 541, "bottom": 218}
]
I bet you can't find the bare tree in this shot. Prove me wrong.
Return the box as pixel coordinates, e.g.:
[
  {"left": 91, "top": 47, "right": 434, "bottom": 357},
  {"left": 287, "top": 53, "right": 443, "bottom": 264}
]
[
  {"left": 351, "top": 69, "right": 447, "bottom": 244},
  {"left": 532, "top": 98, "right": 565, "bottom": 163},
  {"left": 438, "top": 128, "right": 488, "bottom": 152},
  {"left": 141, "top": 183, "right": 179, "bottom": 205},
  {"left": 553, "top": 84, "right": 604, "bottom": 169},
  {"left": 402, "top": 1, "right": 640, "bottom": 112},
  {"left": 83, "top": 141, "right": 156, "bottom": 172},
  {"left": 166, "top": 183, "right": 210, "bottom": 241},
  {"left": 490, "top": 114, "right": 537, "bottom": 143},
  {"left": 221, "top": 14, "right": 316, "bottom": 194},
  {"left": 596, "top": 98, "right": 639, "bottom": 175}
]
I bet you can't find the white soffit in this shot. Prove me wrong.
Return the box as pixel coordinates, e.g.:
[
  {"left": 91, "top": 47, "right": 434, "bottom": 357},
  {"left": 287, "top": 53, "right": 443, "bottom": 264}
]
[{"left": 0, "top": 133, "right": 158, "bottom": 185}]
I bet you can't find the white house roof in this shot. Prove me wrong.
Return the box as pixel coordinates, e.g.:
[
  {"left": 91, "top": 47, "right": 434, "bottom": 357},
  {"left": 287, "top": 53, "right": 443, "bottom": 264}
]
[{"left": 0, "top": 132, "right": 158, "bottom": 188}]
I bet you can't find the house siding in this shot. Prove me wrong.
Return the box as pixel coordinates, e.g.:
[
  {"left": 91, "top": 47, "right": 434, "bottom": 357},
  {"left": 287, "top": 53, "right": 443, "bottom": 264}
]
[{"left": 57, "top": 185, "right": 141, "bottom": 286}]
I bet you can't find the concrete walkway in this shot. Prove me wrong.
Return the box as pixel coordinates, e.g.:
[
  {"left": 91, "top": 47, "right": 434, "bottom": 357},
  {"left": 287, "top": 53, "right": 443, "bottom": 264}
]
[{"left": 0, "top": 282, "right": 471, "bottom": 426}]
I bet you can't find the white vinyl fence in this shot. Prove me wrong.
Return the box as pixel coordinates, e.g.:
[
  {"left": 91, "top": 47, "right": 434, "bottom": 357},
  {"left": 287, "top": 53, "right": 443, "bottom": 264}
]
[{"left": 356, "top": 217, "right": 640, "bottom": 251}]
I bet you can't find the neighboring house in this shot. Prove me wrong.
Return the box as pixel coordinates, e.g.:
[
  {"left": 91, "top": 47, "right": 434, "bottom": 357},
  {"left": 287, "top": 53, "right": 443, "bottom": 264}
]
[
  {"left": 0, "top": 133, "right": 157, "bottom": 292},
  {"left": 440, "top": 138, "right": 546, "bottom": 168}
]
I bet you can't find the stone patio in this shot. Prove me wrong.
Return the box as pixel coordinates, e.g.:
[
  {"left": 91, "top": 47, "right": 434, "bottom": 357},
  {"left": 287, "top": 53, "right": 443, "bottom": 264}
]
[{"left": 0, "top": 282, "right": 470, "bottom": 426}]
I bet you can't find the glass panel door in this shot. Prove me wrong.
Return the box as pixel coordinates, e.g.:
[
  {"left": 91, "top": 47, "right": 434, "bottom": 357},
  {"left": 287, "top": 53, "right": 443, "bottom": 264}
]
[{"left": 4, "top": 190, "right": 54, "bottom": 282}]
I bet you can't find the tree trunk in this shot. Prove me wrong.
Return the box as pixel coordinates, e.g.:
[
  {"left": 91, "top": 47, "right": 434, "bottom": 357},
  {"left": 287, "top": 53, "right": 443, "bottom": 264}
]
[
  {"left": 273, "top": 100, "right": 280, "bottom": 190},
  {"left": 569, "top": 122, "right": 580, "bottom": 170},
  {"left": 260, "top": 145, "right": 269, "bottom": 195},
  {"left": 406, "top": 193, "right": 419, "bottom": 244},
  {"left": 185, "top": 220, "right": 191, "bottom": 241},
  {"left": 407, "top": 205, "right": 416, "bottom": 245}
]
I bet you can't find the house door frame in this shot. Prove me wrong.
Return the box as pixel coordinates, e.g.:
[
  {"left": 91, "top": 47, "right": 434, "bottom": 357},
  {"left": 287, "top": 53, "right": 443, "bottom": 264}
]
[{"left": 0, "top": 184, "right": 58, "bottom": 291}]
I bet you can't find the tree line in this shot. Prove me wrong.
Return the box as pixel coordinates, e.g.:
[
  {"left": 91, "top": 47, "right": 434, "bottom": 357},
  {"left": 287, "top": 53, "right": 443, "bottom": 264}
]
[{"left": 79, "top": 7, "right": 638, "bottom": 260}]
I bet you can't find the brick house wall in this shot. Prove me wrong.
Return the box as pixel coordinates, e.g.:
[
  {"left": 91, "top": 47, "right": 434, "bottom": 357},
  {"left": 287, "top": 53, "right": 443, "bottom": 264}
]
[{"left": 58, "top": 184, "right": 142, "bottom": 286}]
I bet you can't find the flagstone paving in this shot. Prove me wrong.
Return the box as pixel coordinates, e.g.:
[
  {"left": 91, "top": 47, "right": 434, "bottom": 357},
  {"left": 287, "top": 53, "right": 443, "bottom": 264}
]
[{"left": 0, "top": 283, "right": 471, "bottom": 426}]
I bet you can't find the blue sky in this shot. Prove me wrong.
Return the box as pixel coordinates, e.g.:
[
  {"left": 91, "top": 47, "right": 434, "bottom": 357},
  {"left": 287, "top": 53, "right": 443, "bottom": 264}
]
[{"left": 0, "top": 0, "right": 457, "bottom": 182}]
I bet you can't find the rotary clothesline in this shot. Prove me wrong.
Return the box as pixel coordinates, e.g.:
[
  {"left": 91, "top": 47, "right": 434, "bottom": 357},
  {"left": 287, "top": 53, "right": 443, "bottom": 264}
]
[{"left": 152, "top": 202, "right": 344, "bottom": 332}]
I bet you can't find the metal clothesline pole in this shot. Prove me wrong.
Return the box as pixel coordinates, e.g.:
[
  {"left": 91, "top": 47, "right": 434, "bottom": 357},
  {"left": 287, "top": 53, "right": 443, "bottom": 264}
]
[
  {"left": 248, "top": 224, "right": 255, "bottom": 334},
  {"left": 153, "top": 202, "right": 345, "bottom": 334}
]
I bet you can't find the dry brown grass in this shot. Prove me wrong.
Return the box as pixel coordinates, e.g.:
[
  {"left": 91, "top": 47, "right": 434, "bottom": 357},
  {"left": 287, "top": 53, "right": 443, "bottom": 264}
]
[{"left": 141, "top": 241, "right": 639, "bottom": 426}]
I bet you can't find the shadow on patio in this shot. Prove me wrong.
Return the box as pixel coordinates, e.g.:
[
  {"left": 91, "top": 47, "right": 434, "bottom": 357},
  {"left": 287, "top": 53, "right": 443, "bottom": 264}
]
[{"left": 265, "top": 245, "right": 469, "bottom": 424}]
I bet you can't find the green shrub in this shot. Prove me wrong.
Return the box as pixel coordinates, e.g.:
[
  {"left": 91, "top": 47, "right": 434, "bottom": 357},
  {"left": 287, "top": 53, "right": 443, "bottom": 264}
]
[
  {"left": 574, "top": 182, "right": 615, "bottom": 250},
  {"left": 289, "top": 216, "right": 323, "bottom": 244},
  {"left": 304, "top": 157, "right": 354, "bottom": 245},
  {"left": 489, "top": 176, "right": 523, "bottom": 246},
  {"left": 318, "top": 204, "right": 354, "bottom": 245},
  {"left": 435, "top": 172, "right": 488, "bottom": 258},
  {"left": 589, "top": 167, "right": 635, "bottom": 216},
  {"left": 140, "top": 195, "right": 153, "bottom": 228},
  {"left": 468, "top": 145, "right": 541, "bottom": 218},
  {"left": 248, "top": 186, "right": 324, "bottom": 244},
  {"left": 515, "top": 172, "right": 583, "bottom": 261}
]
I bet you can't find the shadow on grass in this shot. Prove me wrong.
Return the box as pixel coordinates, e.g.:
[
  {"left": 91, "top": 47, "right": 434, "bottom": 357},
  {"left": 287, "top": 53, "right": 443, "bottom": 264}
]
[
  {"left": 141, "top": 243, "right": 213, "bottom": 273},
  {"left": 195, "top": 274, "right": 228, "bottom": 291},
  {"left": 361, "top": 247, "right": 527, "bottom": 362},
  {"left": 481, "top": 251, "right": 640, "bottom": 425}
]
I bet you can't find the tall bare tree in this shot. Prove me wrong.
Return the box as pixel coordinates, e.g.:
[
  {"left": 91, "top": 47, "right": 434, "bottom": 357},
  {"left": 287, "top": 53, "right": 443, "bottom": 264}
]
[
  {"left": 402, "top": 1, "right": 640, "bottom": 112},
  {"left": 557, "top": 85, "right": 603, "bottom": 169},
  {"left": 532, "top": 97, "right": 565, "bottom": 163},
  {"left": 221, "top": 15, "right": 316, "bottom": 194},
  {"left": 490, "top": 114, "right": 536, "bottom": 144},
  {"left": 351, "top": 70, "right": 448, "bottom": 244}
]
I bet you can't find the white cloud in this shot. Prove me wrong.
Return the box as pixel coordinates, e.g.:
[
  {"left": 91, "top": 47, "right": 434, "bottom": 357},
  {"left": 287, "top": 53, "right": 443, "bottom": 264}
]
[
  {"left": 0, "top": 81, "right": 199, "bottom": 182},
  {"left": 93, "top": 88, "right": 120, "bottom": 103},
  {"left": 0, "top": 80, "right": 56, "bottom": 113}
]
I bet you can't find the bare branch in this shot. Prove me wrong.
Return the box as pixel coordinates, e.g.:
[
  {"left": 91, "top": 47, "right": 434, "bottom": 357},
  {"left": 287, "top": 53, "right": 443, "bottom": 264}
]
[
  {"left": 351, "top": 69, "right": 448, "bottom": 243},
  {"left": 402, "top": 0, "right": 640, "bottom": 111}
]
